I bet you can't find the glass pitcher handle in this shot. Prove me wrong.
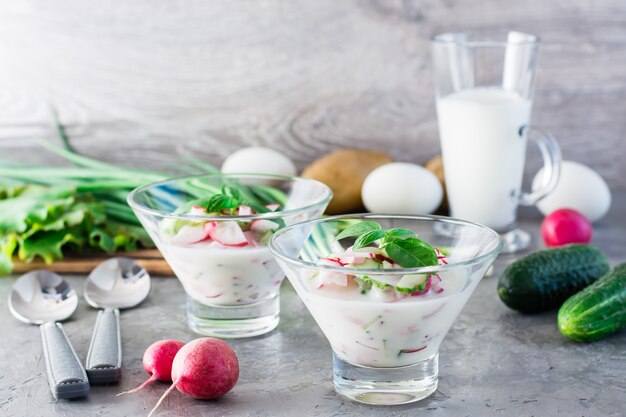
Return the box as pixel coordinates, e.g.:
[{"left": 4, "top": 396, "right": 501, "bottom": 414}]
[{"left": 518, "top": 126, "right": 562, "bottom": 206}]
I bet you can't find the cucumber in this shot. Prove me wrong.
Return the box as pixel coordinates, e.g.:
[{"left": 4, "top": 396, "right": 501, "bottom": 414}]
[
  {"left": 498, "top": 244, "right": 610, "bottom": 313},
  {"left": 396, "top": 274, "right": 429, "bottom": 294},
  {"left": 558, "top": 263, "right": 626, "bottom": 342}
]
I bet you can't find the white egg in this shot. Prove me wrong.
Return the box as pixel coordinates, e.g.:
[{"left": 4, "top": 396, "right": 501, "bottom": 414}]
[
  {"left": 533, "top": 160, "right": 611, "bottom": 223},
  {"left": 362, "top": 162, "right": 443, "bottom": 214},
  {"left": 221, "top": 147, "right": 297, "bottom": 177}
]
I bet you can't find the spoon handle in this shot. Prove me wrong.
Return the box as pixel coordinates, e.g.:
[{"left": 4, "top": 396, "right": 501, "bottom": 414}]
[
  {"left": 40, "top": 322, "right": 90, "bottom": 399},
  {"left": 85, "top": 308, "right": 122, "bottom": 383}
]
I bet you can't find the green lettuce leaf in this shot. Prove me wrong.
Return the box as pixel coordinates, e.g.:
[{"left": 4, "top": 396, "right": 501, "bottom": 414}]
[
  {"left": 0, "top": 186, "right": 76, "bottom": 233},
  {"left": 17, "top": 229, "right": 85, "bottom": 263},
  {"left": 89, "top": 227, "right": 116, "bottom": 253},
  {"left": 0, "top": 235, "right": 18, "bottom": 275},
  {"left": 0, "top": 184, "right": 154, "bottom": 275}
]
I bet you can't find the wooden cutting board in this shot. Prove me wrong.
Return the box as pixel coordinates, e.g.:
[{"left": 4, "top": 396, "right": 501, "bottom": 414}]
[{"left": 12, "top": 249, "right": 174, "bottom": 276}]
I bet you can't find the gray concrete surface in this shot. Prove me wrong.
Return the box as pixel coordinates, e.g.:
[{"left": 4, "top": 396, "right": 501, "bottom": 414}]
[{"left": 1, "top": 196, "right": 625, "bottom": 417}]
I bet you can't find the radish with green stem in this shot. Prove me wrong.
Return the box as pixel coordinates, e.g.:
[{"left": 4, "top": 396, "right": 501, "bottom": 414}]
[
  {"left": 148, "top": 338, "right": 239, "bottom": 417},
  {"left": 118, "top": 339, "right": 185, "bottom": 396}
]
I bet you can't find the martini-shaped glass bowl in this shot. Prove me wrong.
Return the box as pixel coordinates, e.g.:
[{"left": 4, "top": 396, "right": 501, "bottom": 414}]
[
  {"left": 269, "top": 214, "right": 502, "bottom": 405},
  {"left": 128, "top": 174, "right": 331, "bottom": 338}
]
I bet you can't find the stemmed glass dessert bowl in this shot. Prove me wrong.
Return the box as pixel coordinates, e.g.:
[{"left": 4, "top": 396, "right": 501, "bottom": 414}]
[
  {"left": 128, "top": 173, "right": 332, "bottom": 338},
  {"left": 269, "top": 214, "right": 503, "bottom": 405}
]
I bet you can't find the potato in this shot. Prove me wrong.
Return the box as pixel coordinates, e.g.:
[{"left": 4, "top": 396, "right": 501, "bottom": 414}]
[
  {"left": 425, "top": 155, "right": 448, "bottom": 211},
  {"left": 302, "top": 149, "right": 392, "bottom": 214}
]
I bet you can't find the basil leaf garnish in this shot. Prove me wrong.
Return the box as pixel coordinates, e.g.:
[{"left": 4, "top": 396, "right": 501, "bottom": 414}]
[
  {"left": 353, "top": 229, "right": 387, "bottom": 249},
  {"left": 385, "top": 237, "right": 438, "bottom": 268},
  {"left": 335, "top": 221, "right": 381, "bottom": 241}
]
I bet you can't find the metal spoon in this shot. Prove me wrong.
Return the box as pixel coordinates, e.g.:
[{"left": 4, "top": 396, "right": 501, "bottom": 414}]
[
  {"left": 83, "top": 257, "right": 150, "bottom": 383},
  {"left": 8, "top": 270, "right": 90, "bottom": 399}
]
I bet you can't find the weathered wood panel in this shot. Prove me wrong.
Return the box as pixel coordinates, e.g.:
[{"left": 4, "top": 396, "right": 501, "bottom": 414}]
[{"left": 0, "top": 0, "right": 625, "bottom": 189}]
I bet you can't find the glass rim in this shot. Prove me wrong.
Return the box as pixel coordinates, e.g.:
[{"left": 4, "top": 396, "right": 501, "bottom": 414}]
[
  {"left": 268, "top": 213, "right": 504, "bottom": 275},
  {"left": 127, "top": 173, "right": 333, "bottom": 221},
  {"left": 431, "top": 31, "right": 540, "bottom": 48}
]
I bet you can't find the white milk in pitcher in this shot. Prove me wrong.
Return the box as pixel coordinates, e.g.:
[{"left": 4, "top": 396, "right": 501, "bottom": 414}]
[{"left": 436, "top": 87, "right": 532, "bottom": 230}]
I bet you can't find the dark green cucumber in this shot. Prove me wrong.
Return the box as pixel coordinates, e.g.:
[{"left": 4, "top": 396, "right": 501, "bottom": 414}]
[
  {"left": 558, "top": 263, "right": 626, "bottom": 342},
  {"left": 498, "top": 245, "right": 610, "bottom": 313}
]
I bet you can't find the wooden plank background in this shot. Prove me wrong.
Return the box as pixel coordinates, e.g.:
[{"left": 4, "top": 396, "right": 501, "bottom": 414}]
[{"left": 0, "top": 0, "right": 624, "bottom": 189}]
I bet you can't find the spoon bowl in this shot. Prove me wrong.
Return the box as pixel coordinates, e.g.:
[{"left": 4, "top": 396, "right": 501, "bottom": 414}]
[
  {"left": 84, "top": 257, "right": 150, "bottom": 310},
  {"left": 83, "top": 257, "right": 151, "bottom": 383},
  {"left": 9, "top": 270, "right": 78, "bottom": 324},
  {"left": 8, "top": 271, "right": 89, "bottom": 400}
]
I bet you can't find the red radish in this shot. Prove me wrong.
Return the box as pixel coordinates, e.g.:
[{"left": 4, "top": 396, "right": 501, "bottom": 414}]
[
  {"left": 317, "top": 270, "right": 349, "bottom": 287},
  {"left": 337, "top": 251, "right": 371, "bottom": 264},
  {"left": 434, "top": 248, "right": 448, "bottom": 265},
  {"left": 193, "top": 221, "right": 217, "bottom": 244},
  {"left": 400, "top": 345, "right": 427, "bottom": 354},
  {"left": 320, "top": 257, "right": 345, "bottom": 267},
  {"left": 208, "top": 221, "right": 248, "bottom": 247},
  {"left": 430, "top": 274, "right": 444, "bottom": 294},
  {"left": 250, "top": 219, "right": 279, "bottom": 233},
  {"left": 148, "top": 338, "right": 239, "bottom": 417},
  {"left": 313, "top": 275, "right": 325, "bottom": 289},
  {"left": 541, "top": 208, "right": 592, "bottom": 247},
  {"left": 205, "top": 292, "right": 223, "bottom": 299},
  {"left": 339, "top": 256, "right": 366, "bottom": 265},
  {"left": 190, "top": 206, "right": 207, "bottom": 215},
  {"left": 170, "top": 224, "right": 211, "bottom": 245},
  {"left": 316, "top": 258, "right": 349, "bottom": 287},
  {"left": 118, "top": 339, "right": 185, "bottom": 396},
  {"left": 237, "top": 205, "right": 253, "bottom": 215},
  {"left": 410, "top": 275, "right": 432, "bottom": 296},
  {"left": 265, "top": 203, "right": 280, "bottom": 211},
  {"left": 243, "top": 231, "right": 259, "bottom": 247}
]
